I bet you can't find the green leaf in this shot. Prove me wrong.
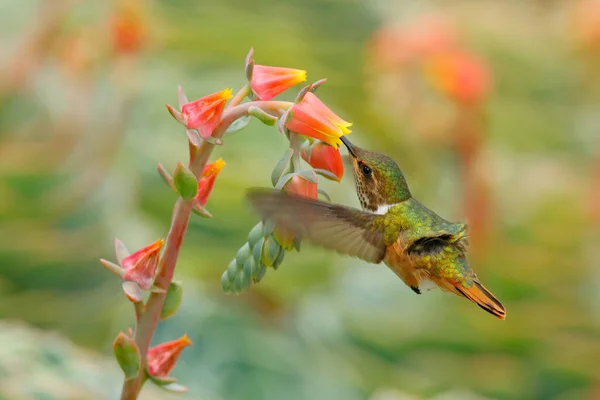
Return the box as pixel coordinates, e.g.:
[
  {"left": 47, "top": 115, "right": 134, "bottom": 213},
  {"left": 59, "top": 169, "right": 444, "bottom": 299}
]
[
  {"left": 221, "top": 270, "right": 233, "bottom": 292},
  {"left": 172, "top": 162, "right": 198, "bottom": 201},
  {"left": 236, "top": 242, "right": 251, "bottom": 269},
  {"left": 253, "top": 262, "right": 267, "bottom": 283},
  {"left": 160, "top": 281, "right": 183, "bottom": 320},
  {"left": 272, "top": 248, "right": 286, "bottom": 269},
  {"left": 247, "top": 222, "right": 264, "bottom": 247},
  {"left": 253, "top": 237, "right": 264, "bottom": 266},
  {"left": 261, "top": 236, "right": 281, "bottom": 267},
  {"left": 113, "top": 332, "right": 140, "bottom": 380},
  {"left": 241, "top": 258, "right": 253, "bottom": 290},
  {"left": 225, "top": 115, "right": 252, "bottom": 133},
  {"left": 149, "top": 374, "right": 178, "bottom": 386},
  {"left": 271, "top": 149, "right": 294, "bottom": 186}
]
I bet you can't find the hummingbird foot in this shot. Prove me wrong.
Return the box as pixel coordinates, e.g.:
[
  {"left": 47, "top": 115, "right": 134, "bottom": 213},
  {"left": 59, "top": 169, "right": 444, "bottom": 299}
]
[{"left": 410, "top": 286, "right": 421, "bottom": 295}]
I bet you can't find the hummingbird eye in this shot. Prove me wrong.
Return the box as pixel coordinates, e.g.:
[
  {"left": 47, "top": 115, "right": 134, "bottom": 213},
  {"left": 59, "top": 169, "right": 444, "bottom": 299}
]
[{"left": 360, "top": 163, "right": 372, "bottom": 177}]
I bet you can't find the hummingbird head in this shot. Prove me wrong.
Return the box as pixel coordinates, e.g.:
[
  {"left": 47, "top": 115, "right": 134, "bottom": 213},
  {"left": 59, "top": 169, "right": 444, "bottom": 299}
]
[{"left": 340, "top": 136, "right": 411, "bottom": 213}]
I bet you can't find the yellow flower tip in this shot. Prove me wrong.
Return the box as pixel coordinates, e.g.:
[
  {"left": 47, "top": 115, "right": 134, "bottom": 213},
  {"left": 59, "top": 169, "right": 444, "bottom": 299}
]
[
  {"left": 221, "top": 88, "right": 233, "bottom": 100},
  {"left": 296, "top": 69, "right": 307, "bottom": 82},
  {"left": 203, "top": 158, "right": 226, "bottom": 177},
  {"left": 153, "top": 238, "right": 166, "bottom": 249},
  {"left": 180, "top": 334, "right": 193, "bottom": 346}
]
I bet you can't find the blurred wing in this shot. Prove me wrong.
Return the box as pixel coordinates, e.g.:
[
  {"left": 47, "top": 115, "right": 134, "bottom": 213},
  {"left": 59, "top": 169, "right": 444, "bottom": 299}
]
[{"left": 247, "top": 189, "right": 386, "bottom": 263}]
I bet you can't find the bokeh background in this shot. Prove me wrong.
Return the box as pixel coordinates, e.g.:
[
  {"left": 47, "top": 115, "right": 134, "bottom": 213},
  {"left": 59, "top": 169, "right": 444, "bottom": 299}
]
[{"left": 1, "top": 0, "right": 600, "bottom": 399}]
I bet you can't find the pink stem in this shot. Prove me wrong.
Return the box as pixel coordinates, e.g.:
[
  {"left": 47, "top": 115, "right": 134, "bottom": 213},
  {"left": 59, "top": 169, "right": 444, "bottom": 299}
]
[{"left": 120, "top": 98, "right": 292, "bottom": 399}]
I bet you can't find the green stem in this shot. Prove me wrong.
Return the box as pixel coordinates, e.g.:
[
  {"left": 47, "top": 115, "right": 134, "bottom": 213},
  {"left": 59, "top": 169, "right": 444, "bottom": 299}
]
[
  {"left": 226, "top": 84, "right": 251, "bottom": 110},
  {"left": 119, "top": 99, "right": 292, "bottom": 400},
  {"left": 290, "top": 132, "right": 302, "bottom": 171}
]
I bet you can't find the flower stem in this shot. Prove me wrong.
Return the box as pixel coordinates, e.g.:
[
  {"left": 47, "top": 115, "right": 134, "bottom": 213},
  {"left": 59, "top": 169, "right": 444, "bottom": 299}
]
[{"left": 119, "top": 98, "right": 293, "bottom": 400}]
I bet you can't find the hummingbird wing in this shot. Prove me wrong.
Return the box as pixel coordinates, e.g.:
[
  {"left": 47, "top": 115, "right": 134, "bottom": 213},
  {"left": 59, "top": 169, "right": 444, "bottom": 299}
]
[{"left": 247, "top": 189, "right": 387, "bottom": 263}]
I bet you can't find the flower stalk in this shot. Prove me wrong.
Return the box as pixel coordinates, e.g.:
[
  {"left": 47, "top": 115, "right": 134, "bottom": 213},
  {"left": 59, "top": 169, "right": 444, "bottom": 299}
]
[{"left": 106, "top": 48, "right": 350, "bottom": 398}]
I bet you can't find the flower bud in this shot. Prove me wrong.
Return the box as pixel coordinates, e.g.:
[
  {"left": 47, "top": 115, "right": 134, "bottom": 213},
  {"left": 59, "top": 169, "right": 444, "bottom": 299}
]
[
  {"left": 247, "top": 222, "right": 265, "bottom": 248},
  {"left": 194, "top": 158, "right": 226, "bottom": 209},
  {"left": 302, "top": 141, "right": 344, "bottom": 182},
  {"left": 147, "top": 335, "right": 193, "bottom": 378},
  {"left": 160, "top": 281, "right": 183, "bottom": 320},
  {"left": 250, "top": 64, "right": 307, "bottom": 100},
  {"left": 113, "top": 332, "right": 141, "bottom": 380},
  {"left": 261, "top": 236, "right": 282, "bottom": 267},
  {"left": 173, "top": 162, "right": 198, "bottom": 201}
]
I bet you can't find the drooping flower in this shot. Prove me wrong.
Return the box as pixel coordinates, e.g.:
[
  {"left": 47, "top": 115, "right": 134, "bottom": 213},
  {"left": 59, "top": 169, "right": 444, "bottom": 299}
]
[
  {"left": 250, "top": 65, "right": 307, "bottom": 100},
  {"left": 286, "top": 92, "right": 352, "bottom": 148},
  {"left": 194, "top": 158, "right": 226, "bottom": 208},
  {"left": 301, "top": 141, "right": 344, "bottom": 181},
  {"left": 425, "top": 50, "right": 491, "bottom": 106},
  {"left": 181, "top": 89, "right": 232, "bottom": 138},
  {"left": 121, "top": 239, "right": 164, "bottom": 290},
  {"left": 147, "top": 335, "right": 193, "bottom": 378}
]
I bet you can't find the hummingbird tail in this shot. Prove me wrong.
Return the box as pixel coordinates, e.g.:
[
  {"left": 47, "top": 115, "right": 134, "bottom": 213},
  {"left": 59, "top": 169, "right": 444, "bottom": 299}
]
[{"left": 455, "top": 280, "right": 506, "bottom": 320}]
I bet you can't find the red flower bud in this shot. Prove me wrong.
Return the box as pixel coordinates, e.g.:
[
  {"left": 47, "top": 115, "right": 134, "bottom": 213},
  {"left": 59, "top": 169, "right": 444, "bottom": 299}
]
[
  {"left": 284, "top": 174, "right": 318, "bottom": 199},
  {"left": 250, "top": 65, "right": 307, "bottom": 100},
  {"left": 121, "top": 239, "right": 164, "bottom": 290},
  {"left": 147, "top": 335, "right": 193, "bottom": 378},
  {"left": 181, "top": 89, "right": 232, "bottom": 139},
  {"left": 194, "top": 158, "right": 226, "bottom": 208},
  {"left": 301, "top": 141, "right": 344, "bottom": 182},
  {"left": 286, "top": 92, "right": 351, "bottom": 148}
]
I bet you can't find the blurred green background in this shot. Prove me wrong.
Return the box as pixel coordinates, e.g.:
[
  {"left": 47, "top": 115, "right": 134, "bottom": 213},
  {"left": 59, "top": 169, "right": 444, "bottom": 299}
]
[{"left": 1, "top": 0, "right": 600, "bottom": 399}]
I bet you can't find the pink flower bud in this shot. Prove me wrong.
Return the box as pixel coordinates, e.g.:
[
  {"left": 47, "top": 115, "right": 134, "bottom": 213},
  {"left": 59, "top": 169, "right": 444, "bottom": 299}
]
[
  {"left": 147, "top": 335, "right": 193, "bottom": 378},
  {"left": 194, "top": 158, "right": 226, "bottom": 208},
  {"left": 121, "top": 239, "right": 164, "bottom": 290},
  {"left": 250, "top": 65, "right": 307, "bottom": 100},
  {"left": 181, "top": 89, "right": 232, "bottom": 139}
]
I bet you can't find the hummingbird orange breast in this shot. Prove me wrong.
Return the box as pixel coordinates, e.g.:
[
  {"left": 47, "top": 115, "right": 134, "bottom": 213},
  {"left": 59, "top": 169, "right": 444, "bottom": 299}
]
[{"left": 383, "top": 237, "right": 431, "bottom": 294}]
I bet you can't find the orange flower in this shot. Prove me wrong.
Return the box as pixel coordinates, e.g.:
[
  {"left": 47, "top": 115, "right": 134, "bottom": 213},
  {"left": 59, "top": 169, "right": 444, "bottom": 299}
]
[
  {"left": 571, "top": 0, "right": 600, "bottom": 51},
  {"left": 286, "top": 92, "right": 352, "bottom": 148},
  {"left": 147, "top": 335, "right": 192, "bottom": 378},
  {"left": 181, "top": 89, "right": 232, "bottom": 139},
  {"left": 122, "top": 239, "right": 164, "bottom": 290},
  {"left": 194, "top": 158, "right": 226, "bottom": 207},
  {"left": 425, "top": 50, "right": 491, "bottom": 105},
  {"left": 250, "top": 65, "right": 307, "bottom": 100},
  {"left": 301, "top": 141, "right": 344, "bottom": 182}
]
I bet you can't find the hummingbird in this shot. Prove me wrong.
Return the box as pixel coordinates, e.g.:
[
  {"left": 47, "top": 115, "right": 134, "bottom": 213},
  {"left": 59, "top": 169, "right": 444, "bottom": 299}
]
[{"left": 247, "top": 137, "right": 506, "bottom": 319}]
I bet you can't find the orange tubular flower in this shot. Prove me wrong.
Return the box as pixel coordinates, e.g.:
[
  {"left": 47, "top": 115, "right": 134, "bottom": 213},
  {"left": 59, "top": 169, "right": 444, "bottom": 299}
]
[
  {"left": 286, "top": 92, "right": 352, "bottom": 148},
  {"left": 301, "top": 141, "right": 344, "bottom": 182},
  {"left": 147, "top": 335, "right": 193, "bottom": 378},
  {"left": 122, "top": 239, "right": 164, "bottom": 290},
  {"left": 250, "top": 65, "right": 307, "bottom": 100},
  {"left": 181, "top": 89, "right": 232, "bottom": 139},
  {"left": 425, "top": 50, "right": 491, "bottom": 106},
  {"left": 111, "top": 1, "right": 146, "bottom": 55},
  {"left": 194, "top": 158, "right": 226, "bottom": 207}
]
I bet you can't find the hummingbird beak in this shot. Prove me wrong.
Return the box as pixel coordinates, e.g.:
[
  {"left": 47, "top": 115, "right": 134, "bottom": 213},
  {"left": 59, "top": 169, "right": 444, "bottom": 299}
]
[{"left": 340, "top": 136, "right": 356, "bottom": 157}]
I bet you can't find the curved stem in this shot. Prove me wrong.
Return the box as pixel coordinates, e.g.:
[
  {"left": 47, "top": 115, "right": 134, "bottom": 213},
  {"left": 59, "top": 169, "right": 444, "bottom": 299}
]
[{"left": 120, "top": 98, "right": 293, "bottom": 399}]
